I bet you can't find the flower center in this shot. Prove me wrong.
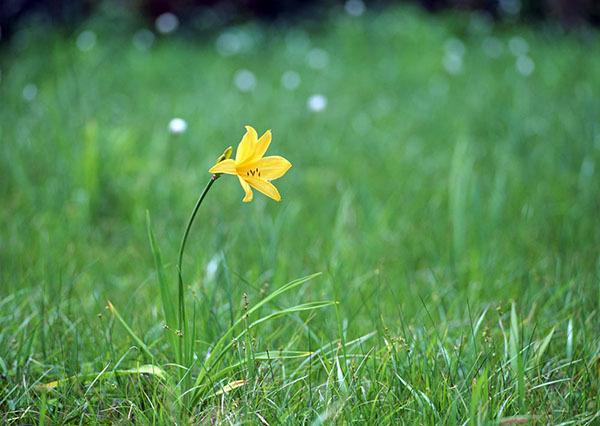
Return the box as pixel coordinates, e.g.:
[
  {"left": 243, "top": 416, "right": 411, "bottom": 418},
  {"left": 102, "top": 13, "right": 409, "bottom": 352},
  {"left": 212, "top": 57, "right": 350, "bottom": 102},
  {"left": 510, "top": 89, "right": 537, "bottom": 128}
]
[{"left": 245, "top": 167, "right": 261, "bottom": 178}]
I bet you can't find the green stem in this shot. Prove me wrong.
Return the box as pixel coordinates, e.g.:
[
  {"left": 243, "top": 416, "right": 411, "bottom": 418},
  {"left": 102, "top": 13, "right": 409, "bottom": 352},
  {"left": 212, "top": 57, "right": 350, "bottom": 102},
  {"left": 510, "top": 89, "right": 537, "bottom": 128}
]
[{"left": 177, "top": 174, "right": 219, "bottom": 363}]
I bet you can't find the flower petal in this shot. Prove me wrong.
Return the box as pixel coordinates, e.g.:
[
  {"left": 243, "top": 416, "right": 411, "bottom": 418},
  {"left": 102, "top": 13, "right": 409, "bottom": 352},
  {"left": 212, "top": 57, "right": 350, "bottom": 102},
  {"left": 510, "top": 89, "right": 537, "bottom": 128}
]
[
  {"left": 238, "top": 176, "right": 253, "bottom": 202},
  {"left": 253, "top": 130, "right": 272, "bottom": 159},
  {"left": 239, "top": 156, "right": 292, "bottom": 180},
  {"left": 209, "top": 159, "right": 237, "bottom": 175},
  {"left": 236, "top": 126, "right": 258, "bottom": 163},
  {"left": 245, "top": 177, "right": 282, "bottom": 201}
]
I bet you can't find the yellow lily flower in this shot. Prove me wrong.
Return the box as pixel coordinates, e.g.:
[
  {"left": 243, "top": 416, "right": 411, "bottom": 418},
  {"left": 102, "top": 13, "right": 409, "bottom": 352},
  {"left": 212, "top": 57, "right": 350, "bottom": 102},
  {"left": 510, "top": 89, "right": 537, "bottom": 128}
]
[{"left": 209, "top": 126, "right": 292, "bottom": 202}]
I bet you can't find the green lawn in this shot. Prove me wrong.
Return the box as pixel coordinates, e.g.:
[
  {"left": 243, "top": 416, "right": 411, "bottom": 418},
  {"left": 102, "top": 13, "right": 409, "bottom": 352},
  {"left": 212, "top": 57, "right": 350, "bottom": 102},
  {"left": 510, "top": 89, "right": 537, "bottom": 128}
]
[{"left": 1, "top": 5, "right": 599, "bottom": 424}]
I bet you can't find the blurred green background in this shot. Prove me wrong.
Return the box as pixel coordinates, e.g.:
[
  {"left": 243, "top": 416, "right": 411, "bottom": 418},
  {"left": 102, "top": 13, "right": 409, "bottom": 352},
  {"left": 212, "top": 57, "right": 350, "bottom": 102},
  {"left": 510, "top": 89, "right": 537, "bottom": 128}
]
[{"left": 1, "top": 0, "right": 599, "bottom": 423}]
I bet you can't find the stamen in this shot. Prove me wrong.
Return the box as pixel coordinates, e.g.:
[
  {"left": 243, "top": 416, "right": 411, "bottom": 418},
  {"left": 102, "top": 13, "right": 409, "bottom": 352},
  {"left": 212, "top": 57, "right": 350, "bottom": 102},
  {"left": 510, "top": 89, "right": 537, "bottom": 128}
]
[{"left": 246, "top": 168, "right": 261, "bottom": 177}]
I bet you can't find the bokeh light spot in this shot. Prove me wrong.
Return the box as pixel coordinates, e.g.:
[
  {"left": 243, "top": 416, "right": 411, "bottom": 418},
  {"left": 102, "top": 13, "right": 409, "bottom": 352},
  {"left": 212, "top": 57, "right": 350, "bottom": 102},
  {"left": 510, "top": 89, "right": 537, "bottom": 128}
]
[
  {"left": 307, "top": 94, "right": 327, "bottom": 112},
  {"left": 482, "top": 37, "right": 503, "bottom": 58},
  {"left": 76, "top": 30, "right": 97, "bottom": 52},
  {"left": 234, "top": 69, "right": 256, "bottom": 92},
  {"left": 307, "top": 48, "right": 329, "bottom": 70},
  {"left": 169, "top": 118, "right": 188, "bottom": 134},
  {"left": 133, "top": 29, "right": 155, "bottom": 51},
  {"left": 281, "top": 71, "right": 301, "bottom": 90},
  {"left": 22, "top": 83, "right": 37, "bottom": 102},
  {"left": 155, "top": 13, "right": 179, "bottom": 34},
  {"left": 509, "top": 36, "right": 529, "bottom": 56},
  {"left": 516, "top": 55, "right": 534, "bottom": 76},
  {"left": 345, "top": 0, "right": 366, "bottom": 17}
]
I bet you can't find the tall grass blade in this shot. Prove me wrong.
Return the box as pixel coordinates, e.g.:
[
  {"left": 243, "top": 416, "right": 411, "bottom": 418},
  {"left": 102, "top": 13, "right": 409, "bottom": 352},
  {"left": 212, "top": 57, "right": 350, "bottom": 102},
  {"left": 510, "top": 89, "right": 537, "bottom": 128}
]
[
  {"left": 449, "top": 137, "right": 473, "bottom": 264},
  {"left": 532, "top": 327, "right": 555, "bottom": 367},
  {"left": 146, "top": 211, "right": 180, "bottom": 363},
  {"left": 509, "top": 303, "right": 525, "bottom": 412}
]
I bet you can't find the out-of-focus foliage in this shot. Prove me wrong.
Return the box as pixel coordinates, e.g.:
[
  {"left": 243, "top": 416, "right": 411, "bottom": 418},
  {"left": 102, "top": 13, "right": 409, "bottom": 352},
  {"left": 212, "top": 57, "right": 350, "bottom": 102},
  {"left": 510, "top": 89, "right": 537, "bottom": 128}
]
[{"left": 2, "top": 0, "right": 599, "bottom": 43}]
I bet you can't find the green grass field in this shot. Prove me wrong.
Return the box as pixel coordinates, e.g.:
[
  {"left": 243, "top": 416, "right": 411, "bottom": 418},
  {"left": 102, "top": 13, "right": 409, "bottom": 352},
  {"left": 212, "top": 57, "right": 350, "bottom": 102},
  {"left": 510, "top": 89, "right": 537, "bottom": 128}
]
[{"left": 1, "top": 5, "right": 599, "bottom": 424}]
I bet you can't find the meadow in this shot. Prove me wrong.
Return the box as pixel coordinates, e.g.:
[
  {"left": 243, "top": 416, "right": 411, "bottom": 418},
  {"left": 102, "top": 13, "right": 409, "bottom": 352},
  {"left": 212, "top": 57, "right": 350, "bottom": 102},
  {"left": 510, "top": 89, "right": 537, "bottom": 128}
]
[{"left": 1, "top": 4, "right": 599, "bottom": 424}]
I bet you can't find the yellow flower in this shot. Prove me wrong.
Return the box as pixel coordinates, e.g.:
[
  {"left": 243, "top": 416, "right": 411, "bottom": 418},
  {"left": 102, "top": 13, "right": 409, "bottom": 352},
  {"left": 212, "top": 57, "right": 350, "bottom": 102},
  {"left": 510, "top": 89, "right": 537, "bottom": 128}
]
[{"left": 209, "top": 126, "right": 292, "bottom": 202}]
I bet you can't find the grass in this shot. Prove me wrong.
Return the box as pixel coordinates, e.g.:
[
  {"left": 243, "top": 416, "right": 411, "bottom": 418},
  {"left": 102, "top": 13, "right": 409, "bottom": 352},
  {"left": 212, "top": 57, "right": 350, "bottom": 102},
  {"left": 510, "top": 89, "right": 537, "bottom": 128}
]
[{"left": 1, "top": 5, "right": 599, "bottom": 424}]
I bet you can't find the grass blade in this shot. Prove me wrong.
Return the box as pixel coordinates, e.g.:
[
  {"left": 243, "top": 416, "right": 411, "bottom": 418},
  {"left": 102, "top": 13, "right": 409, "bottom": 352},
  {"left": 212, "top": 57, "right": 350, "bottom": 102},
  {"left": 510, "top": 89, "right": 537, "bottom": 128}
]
[
  {"left": 107, "top": 300, "right": 154, "bottom": 360},
  {"left": 36, "top": 364, "right": 166, "bottom": 391},
  {"left": 146, "top": 211, "right": 180, "bottom": 362}
]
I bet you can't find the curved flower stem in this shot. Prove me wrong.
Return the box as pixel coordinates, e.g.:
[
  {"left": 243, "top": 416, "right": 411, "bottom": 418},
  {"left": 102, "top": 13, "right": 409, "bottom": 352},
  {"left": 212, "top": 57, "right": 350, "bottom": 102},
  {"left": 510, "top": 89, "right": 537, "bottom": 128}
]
[{"left": 177, "top": 173, "right": 220, "bottom": 364}]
